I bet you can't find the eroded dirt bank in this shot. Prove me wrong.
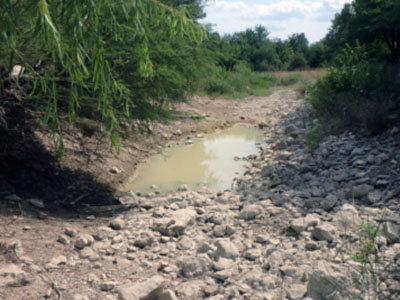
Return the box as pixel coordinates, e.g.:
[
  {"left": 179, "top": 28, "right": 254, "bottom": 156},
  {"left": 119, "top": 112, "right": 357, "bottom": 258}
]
[{"left": 1, "top": 91, "right": 400, "bottom": 300}]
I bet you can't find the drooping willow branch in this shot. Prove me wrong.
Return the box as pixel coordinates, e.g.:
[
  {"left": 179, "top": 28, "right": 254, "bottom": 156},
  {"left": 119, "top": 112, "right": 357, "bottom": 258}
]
[{"left": 0, "top": 0, "right": 206, "bottom": 156}]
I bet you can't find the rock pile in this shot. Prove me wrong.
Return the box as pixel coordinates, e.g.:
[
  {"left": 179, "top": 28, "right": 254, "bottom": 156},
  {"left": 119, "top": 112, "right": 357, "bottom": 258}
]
[{"left": 1, "top": 92, "right": 399, "bottom": 299}]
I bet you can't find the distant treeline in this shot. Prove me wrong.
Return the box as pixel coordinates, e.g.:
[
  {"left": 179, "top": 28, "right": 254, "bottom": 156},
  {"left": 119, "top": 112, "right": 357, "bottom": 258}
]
[{"left": 204, "top": 27, "right": 323, "bottom": 72}]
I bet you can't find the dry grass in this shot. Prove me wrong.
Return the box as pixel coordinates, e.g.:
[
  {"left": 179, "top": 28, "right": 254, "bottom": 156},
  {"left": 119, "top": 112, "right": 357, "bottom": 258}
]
[
  {"left": 273, "top": 68, "right": 327, "bottom": 82},
  {"left": 269, "top": 68, "right": 327, "bottom": 95}
]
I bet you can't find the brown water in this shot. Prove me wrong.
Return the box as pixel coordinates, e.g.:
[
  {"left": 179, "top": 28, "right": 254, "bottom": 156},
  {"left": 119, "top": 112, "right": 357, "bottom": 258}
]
[{"left": 126, "top": 125, "right": 264, "bottom": 194}]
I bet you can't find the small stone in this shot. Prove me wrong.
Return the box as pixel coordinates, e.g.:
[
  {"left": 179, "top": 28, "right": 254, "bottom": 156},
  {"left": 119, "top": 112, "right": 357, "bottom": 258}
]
[
  {"left": 109, "top": 218, "right": 125, "bottom": 230},
  {"left": 214, "top": 239, "right": 239, "bottom": 259},
  {"left": 244, "top": 248, "right": 262, "bottom": 261},
  {"left": 109, "top": 166, "right": 121, "bottom": 174},
  {"left": 158, "top": 289, "right": 178, "bottom": 300},
  {"left": 48, "top": 255, "right": 67, "bottom": 266},
  {"left": 286, "top": 284, "right": 307, "bottom": 300},
  {"left": 311, "top": 223, "right": 336, "bottom": 242},
  {"left": 74, "top": 234, "right": 93, "bottom": 250},
  {"left": 332, "top": 204, "right": 361, "bottom": 232},
  {"left": 307, "top": 263, "right": 345, "bottom": 300},
  {"left": 213, "top": 258, "right": 234, "bottom": 271},
  {"left": 239, "top": 204, "right": 263, "bottom": 220},
  {"left": 213, "top": 225, "right": 226, "bottom": 237},
  {"left": 134, "top": 235, "right": 154, "bottom": 249},
  {"left": 367, "top": 190, "right": 382, "bottom": 203},
  {"left": 79, "top": 247, "right": 95, "bottom": 259},
  {"left": 177, "top": 255, "right": 211, "bottom": 278},
  {"left": 255, "top": 234, "right": 269, "bottom": 243},
  {"left": 0, "top": 264, "right": 30, "bottom": 287},
  {"left": 93, "top": 226, "right": 116, "bottom": 241},
  {"left": 197, "top": 242, "right": 215, "bottom": 254},
  {"left": 117, "top": 275, "right": 166, "bottom": 300},
  {"left": 290, "top": 218, "right": 306, "bottom": 234},
  {"left": 323, "top": 194, "right": 338, "bottom": 211},
  {"left": 57, "top": 235, "right": 69, "bottom": 245},
  {"left": 383, "top": 222, "right": 400, "bottom": 243},
  {"left": 126, "top": 253, "right": 136, "bottom": 261},
  {"left": 112, "top": 235, "right": 124, "bottom": 244},
  {"left": 100, "top": 281, "right": 116, "bottom": 291},
  {"left": 72, "top": 295, "right": 90, "bottom": 300},
  {"left": 305, "top": 242, "right": 319, "bottom": 251},
  {"left": 65, "top": 228, "right": 78, "bottom": 237},
  {"left": 177, "top": 236, "right": 195, "bottom": 250},
  {"left": 346, "top": 184, "right": 373, "bottom": 199}
]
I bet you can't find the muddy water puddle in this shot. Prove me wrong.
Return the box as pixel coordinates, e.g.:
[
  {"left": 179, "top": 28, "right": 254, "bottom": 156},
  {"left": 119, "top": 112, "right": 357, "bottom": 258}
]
[{"left": 126, "top": 125, "right": 264, "bottom": 194}]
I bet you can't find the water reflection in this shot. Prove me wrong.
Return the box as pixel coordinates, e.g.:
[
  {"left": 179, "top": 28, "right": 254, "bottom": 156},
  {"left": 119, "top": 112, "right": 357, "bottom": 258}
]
[{"left": 127, "top": 125, "right": 263, "bottom": 194}]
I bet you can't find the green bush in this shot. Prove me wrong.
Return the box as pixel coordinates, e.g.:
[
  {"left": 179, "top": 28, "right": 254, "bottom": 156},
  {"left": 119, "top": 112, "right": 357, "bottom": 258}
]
[{"left": 307, "top": 44, "right": 400, "bottom": 133}]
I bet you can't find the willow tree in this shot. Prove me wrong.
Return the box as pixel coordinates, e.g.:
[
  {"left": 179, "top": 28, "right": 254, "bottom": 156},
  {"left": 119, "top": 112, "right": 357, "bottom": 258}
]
[{"left": 0, "top": 0, "right": 205, "bottom": 153}]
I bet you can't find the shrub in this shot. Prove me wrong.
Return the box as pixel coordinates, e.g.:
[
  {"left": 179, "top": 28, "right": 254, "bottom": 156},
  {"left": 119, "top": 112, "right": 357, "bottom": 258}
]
[{"left": 307, "top": 44, "right": 400, "bottom": 134}]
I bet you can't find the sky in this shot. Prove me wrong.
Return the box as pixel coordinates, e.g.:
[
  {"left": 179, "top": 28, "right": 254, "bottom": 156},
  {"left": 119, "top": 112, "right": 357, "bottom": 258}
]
[{"left": 202, "top": 0, "right": 351, "bottom": 43}]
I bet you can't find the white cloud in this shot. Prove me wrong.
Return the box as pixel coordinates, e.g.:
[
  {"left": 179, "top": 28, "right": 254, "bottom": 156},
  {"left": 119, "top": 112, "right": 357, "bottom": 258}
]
[
  {"left": 203, "top": 0, "right": 352, "bottom": 42},
  {"left": 325, "top": 0, "right": 349, "bottom": 9},
  {"left": 212, "top": 1, "right": 248, "bottom": 10},
  {"left": 254, "top": 0, "right": 323, "bottom": 16}
]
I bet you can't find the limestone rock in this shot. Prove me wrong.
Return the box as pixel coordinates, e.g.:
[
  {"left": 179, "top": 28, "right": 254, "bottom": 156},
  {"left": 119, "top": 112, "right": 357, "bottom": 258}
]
[
  {"left": 323, "top": 194, "right": 338, "bottom": 211},
  {"left": 239, "top": 204, "right": 263, "bottom": 220},
  {"left": 100, "top": 281, "right": 116, "bottom": 291},
  {"left": 158, "top": 290, "right": 178, "bottom": 300},
  {"left": 332, "top": 204, "right": 361, "bottom": 232},
  {"left": 346, "top": 184, "right": 373, "bottom": 199},
  {"left": 213, "top": 258, "right": 234, "bottom": 271},
  {"left": 290, "top": 218, "right": 306, "bottom": 234},
  {"left": 244, "top": 248, "right": 262, "bottom": 261},
  {"left": 74, "top": 234, "right": 94, "bottom": 250},
  {"left": 367, "top": 190, "right": 382, "bottom": 203},
  {"left": 177, "top": 255, "right": 211, "bottom": 278},
  {"left": 117, "top": 276, "right": 166, "bottom": 300},
  {"left": 93, "top": 226, "right": 117, "bottom": 241},
  {"left": 311, "top": 223, "right": 336, "bottom": 242},
  {"left": 197, "top": 242, "right": 216, "bottom": 254},
  {"left": 0, "top": 264, "right": 29, "bottom": 287},
  {"left": 175, "top": 280, "right": 205, "bottom": 299},
  {"left": 286, "top": 284, "right": 307, "bottom": 300},
  {"left": 214, "top": 239, "right": 239, "bottom": 259},
  {"left": 46, "top": 255, "right": 67, "bottom": 268},
  {"left": 153, "top": 208, "right": 197, "bottom": 236},
  {"left": 110, "top": 218, "right": 125, "bottom": 230},
  {"left": 307, "top": 263, "right": 345, "bottom": 300},
  {"left": 383, "top": 222, "right": 400, "bottom": 243}
]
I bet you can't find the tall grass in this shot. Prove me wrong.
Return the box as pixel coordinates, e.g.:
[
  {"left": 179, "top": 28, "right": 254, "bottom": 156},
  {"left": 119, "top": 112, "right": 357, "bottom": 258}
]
[{"left": 200, "top": 64, "right": 326, "bottom": 99}]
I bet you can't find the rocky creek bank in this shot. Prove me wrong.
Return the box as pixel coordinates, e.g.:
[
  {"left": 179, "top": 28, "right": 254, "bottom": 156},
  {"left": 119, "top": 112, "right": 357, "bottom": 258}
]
[{"left": 1, "top": 91, "right": 400, "bottom": 300}]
